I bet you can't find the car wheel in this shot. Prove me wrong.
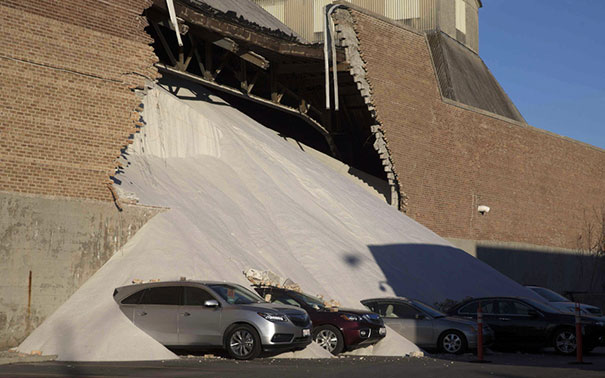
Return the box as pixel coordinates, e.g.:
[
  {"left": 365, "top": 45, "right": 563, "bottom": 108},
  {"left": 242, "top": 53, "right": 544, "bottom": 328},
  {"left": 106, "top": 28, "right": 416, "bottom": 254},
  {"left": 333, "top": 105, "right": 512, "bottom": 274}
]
[
  {"left": 553, "top": 328, "right": 577, "bottom": 355},
  {"left": 438, "top": 330, "right": 467, "bottom": 354},
  {"left": 225, "top": 324, "right": 261, "bottom": 360},
  {"left": 313, "top": 325, "right": 344, "bottom": 355}
]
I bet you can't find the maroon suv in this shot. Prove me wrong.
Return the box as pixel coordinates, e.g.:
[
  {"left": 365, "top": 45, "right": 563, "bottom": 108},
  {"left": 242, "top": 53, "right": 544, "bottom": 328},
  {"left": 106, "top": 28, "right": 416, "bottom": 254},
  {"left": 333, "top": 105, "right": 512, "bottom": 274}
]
[{"left": 255, "top": 287, "right": 386, "bottom": 354}]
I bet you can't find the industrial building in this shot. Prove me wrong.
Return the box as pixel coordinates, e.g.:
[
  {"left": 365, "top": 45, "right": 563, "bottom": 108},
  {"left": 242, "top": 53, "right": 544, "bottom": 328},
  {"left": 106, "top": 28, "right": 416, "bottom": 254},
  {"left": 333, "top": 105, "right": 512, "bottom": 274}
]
[{"left": 1, "top": 0, "right": 603, "bottom": 350}]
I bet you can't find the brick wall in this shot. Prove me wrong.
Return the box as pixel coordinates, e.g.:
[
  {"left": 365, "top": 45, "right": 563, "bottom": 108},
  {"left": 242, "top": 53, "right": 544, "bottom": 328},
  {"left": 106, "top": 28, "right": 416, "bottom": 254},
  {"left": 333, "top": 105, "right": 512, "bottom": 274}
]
[
  {"left": 0, "top": 0, "right": 159, "bottom": 201},
  {"left": 348, "top": 9, "right": 605, "bottom": 249}
]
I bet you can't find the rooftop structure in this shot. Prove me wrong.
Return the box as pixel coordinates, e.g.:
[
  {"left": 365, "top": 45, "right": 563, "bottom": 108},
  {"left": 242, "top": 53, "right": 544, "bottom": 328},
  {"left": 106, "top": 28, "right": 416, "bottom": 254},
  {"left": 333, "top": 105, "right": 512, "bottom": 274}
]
[{"left": 252, "top": 0, "right": 481, "bottom": 52}]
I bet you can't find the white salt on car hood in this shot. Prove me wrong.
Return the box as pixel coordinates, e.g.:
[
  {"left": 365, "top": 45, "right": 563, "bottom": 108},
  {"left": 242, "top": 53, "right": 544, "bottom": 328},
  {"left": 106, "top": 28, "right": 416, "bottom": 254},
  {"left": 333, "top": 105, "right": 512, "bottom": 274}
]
[{"left": 17, "top": 81, "right": 539, "bottom": 361}]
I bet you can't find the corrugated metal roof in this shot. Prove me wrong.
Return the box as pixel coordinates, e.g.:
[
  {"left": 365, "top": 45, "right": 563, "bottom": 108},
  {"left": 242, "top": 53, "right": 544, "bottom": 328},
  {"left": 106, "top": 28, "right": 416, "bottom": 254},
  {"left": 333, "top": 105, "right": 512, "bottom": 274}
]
[
  {"left": 428, "top": 31, "right": 525, "bottom": 123},
  {"left": 185, "top": 0, "right": 305, "bottom": 42}
]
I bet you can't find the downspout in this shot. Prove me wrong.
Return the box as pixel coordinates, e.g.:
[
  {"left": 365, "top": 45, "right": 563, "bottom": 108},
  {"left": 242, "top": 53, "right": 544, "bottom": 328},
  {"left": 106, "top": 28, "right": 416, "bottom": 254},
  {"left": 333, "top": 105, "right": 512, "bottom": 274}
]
[
  {"left": 166, "top": 0, "right": 183, "bottom": 47},
  {"left": 324, "top": 4, "right": 346, "bottom": 111},
  {"left": 323, "top": 5, "right": 330, "bottom": 109}
]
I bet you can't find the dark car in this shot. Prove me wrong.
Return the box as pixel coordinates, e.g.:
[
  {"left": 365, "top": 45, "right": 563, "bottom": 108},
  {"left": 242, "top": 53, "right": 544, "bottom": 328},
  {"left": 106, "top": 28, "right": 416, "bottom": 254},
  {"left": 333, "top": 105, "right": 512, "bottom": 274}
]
[
  {"left": 525, "top": 285, "right": 602, "bottom": 316},
  {"left": 255, "top": 287, "right": 386, "bottom": 354},
  {"left": 362, "top": 297, "right": 494, "bottom": 354},
  {"left": 447, "top": 297, "right": 605, "bottom": 354}
]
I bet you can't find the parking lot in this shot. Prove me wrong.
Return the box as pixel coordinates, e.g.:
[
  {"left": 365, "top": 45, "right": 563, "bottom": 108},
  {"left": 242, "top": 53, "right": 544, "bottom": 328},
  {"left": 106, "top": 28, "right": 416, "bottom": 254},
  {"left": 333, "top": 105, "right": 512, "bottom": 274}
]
[{"left": 1, "top": 348, "right": 603, "bottom": 378}]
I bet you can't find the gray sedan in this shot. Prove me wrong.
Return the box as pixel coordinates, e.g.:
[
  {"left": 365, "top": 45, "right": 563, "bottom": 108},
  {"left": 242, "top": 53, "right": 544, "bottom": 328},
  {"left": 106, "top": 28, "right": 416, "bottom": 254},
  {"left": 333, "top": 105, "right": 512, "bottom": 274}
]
[
  {"left": 361, "top": 297, "right": 494, "bottom": 354},
  {"left": 114, "top": 281, "right": 312, "bottom": 359}
]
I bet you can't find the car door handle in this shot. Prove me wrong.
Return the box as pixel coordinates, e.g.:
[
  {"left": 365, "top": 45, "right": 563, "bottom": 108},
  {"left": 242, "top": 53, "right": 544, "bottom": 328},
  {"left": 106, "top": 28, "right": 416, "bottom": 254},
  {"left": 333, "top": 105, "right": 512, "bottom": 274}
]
[
  {"left": 498, "top": 317, "right": 510, "bottom": 321},
  {"left": 182, "top": 312, "right": 191, "bottom": 317},
  {"left": 139, "top": 311, "right": 147, "bottom": 316}
]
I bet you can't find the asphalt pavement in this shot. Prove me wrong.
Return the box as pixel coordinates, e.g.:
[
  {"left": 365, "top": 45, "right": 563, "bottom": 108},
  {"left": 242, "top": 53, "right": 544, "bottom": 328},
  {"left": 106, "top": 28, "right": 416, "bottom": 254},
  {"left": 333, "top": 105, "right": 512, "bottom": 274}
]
[{"left": 0, "top": 348, "right": 603, "bottom": 378}]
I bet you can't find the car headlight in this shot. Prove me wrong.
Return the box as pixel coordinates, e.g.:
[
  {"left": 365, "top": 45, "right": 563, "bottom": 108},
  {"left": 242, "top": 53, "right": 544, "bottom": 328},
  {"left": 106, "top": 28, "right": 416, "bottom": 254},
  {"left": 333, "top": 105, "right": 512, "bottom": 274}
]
[
  {"left": 341, "top": 314, "right": 362, "bottom": 322},
  {"left": 258, "top": 312, "right": 287, "bottom": 322},
  {"left": 595, "top": 321, "right": 604, "bottom": 327}
]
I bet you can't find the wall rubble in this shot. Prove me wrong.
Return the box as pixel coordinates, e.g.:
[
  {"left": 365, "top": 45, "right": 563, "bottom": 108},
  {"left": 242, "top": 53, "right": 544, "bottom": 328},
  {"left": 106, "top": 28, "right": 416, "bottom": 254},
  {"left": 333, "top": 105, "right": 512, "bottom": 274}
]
[{"left": 333, "top": 9, "right": 406, "bottom": 210}]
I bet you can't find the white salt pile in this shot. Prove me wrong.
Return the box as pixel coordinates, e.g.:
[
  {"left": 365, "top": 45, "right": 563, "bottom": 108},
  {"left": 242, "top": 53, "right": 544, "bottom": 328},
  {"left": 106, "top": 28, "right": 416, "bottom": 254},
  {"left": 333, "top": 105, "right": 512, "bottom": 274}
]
[
  {"left": 343, "top": 326, "right": 420, "bottom": 357},
  {"left": 17, "top": 80, "right": 539, "bottom": 361}
]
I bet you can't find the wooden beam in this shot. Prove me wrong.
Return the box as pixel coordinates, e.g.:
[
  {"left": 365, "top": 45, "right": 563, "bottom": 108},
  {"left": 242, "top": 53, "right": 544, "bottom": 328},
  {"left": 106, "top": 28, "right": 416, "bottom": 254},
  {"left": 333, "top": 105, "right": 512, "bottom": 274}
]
[
  {"left": 247, "top": 71, "right": 259, "bottom": 94},
  {"left": 278, "top": 62, "right": 349, "bottom": 74},
  {"left": 155, "top": 63, "right": 339, "bottom": 157},
  {"left": 151, "top": 20, "right": 177, "bottom": 67},
  {"left": 205, "top": 40, "right": 213, "bottom": 77}
]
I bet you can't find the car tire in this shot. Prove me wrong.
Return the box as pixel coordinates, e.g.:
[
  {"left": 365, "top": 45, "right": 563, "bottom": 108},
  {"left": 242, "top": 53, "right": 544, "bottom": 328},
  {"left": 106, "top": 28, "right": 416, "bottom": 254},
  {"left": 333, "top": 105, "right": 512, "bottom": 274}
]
[
  {"left": 552, "top": 327, "right": 577, "bottom": 355},
  {"left": 313, "top": 325, "right": 345, "bottom": 355},
  {"left": 438, "top": 330, "right": 467, "bottom": 354},
  {"left": 225, "top": 324, "right": 261, "bottom": 360}
]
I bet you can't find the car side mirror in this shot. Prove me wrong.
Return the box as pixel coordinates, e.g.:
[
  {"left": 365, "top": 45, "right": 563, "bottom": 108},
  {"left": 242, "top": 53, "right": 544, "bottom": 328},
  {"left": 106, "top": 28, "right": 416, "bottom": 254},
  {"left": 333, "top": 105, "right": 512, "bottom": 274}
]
[
  {"left": 415, "top": 313, "right": 426, "bottom": 320},
  {"left": 204, "top": 299, "right": 220, "bottom": 308}
]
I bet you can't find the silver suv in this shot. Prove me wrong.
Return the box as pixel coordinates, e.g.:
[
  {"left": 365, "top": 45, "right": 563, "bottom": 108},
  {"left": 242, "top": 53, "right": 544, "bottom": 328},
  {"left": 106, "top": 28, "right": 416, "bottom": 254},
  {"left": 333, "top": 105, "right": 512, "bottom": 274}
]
[{"left": 113, "top": 281, "right": 312, "bottom": 359}]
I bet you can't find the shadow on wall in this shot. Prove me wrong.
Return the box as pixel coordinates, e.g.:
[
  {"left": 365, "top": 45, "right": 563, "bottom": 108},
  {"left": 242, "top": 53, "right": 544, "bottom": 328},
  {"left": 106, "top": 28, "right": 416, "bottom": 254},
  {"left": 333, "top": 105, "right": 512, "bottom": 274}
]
[
  {"left": 476, "top": 246, "right": 605, "bottom": 308},
  {"left": 356, "top": 244, "right": 536, "bottom": 310}
]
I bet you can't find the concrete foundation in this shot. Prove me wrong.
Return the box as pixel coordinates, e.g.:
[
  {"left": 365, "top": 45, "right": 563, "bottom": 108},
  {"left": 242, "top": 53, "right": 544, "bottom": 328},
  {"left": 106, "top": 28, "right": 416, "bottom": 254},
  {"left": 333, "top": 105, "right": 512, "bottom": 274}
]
[{"left": 0, "top": 192, "right": 162, "bottom": 349}]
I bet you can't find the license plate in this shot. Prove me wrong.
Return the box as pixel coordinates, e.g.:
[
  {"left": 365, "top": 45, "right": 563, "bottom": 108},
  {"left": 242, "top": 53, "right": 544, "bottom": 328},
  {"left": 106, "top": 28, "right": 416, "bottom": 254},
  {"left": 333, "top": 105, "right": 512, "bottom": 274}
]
[
  {"left": 303, "top": 328, "right": 311, "bottom": 337},
  {"left": 379, "top": 327, "right": 386, "bottom": 336}
]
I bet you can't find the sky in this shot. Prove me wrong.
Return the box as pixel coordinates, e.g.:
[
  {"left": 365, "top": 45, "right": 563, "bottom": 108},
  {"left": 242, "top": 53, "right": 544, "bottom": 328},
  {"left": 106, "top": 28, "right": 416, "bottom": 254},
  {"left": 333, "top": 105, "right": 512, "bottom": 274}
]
[{"left": 479, "top": 0, "right": 605, "bottom": 149}]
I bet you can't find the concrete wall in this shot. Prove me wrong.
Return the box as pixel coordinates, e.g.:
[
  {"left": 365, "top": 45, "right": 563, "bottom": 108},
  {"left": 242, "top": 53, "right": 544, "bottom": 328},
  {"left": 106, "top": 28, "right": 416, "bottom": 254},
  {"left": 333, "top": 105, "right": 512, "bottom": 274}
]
[
  {"left": 448, "top": 237, "right": 605, "bottom": 309},
  {"left": 0, "top": 192, "right": 162, "bottom": 349},
  {"left": 344, "top": 8, "right": 605, "bottom": 250}
]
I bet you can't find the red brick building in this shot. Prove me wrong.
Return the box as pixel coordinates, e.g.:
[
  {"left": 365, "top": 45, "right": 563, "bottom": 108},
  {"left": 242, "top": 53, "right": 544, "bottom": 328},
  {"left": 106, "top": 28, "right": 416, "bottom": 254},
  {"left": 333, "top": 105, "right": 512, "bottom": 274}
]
[{"left": 1, "top": 0, "right": 603, "bottom": 347}]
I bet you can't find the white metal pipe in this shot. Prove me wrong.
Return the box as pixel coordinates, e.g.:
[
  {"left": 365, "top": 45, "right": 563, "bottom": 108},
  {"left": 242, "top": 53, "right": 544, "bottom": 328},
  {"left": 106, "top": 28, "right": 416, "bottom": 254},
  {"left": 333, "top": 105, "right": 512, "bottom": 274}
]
[
  {"left": 166, "top": 0, "right": 183, "bottom": 47},
  {"left": 323, "top": 4, "right": 330, "bottom": 110},
  {"left": 328, "top": 5, "right": 339, "bottom": 111}
]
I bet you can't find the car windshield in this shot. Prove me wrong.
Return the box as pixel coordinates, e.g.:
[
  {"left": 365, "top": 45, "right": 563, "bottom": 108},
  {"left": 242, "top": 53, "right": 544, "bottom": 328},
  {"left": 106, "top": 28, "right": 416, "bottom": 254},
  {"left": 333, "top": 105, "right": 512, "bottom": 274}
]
[
  {"left": 291, "top": 292, "right": 327, "bottom": 310},
  {"left": 530, "top": 287, "right": 570, "bottom": 302},
  {"left": 411, "top": 299, "right": 446, "bottom": 318},
  {"left": 522, "top": 297, "right": 563, "bottom": 313},
  {"left": 208, "top": 284, "right": 265, "bottom": 305}
]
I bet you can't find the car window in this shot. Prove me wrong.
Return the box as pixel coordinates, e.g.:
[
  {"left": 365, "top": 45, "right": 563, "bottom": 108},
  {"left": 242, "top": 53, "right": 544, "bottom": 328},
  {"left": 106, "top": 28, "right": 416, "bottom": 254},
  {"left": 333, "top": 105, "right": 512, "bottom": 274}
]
[
  {"left": 121, "top": 289, "right": 145, "bottom": 305},
  {"left": 363, "top": 301, "right": 378, "bottom": 313},
  {"left": 272, "top": 295, "right": 301, "bottom": 307},
  {"left": 290, "top": 292, "right": 327, "bottom": 310},
  {"left": 140, "top": 286, "right": 183, "bottom": 305},
  {"left": 498, "top": 300, "right": 533, "bottom": 315},
  {"left": 184, "top": 287, "right": 215, "bottom": 306},
  {"left": 458, "top": 300, "right": 497, "bottom": 315},
  {"left": 208, "top": 284, "right": 264, "bottom": 305},
  {"left": 369, "top": 303, "right": 390, "bottom": 317},
  {"left": 530, "top": 287, "right": 569, "bottom": 302},
  {"left": 374, "top": 302, "right": 419, "bottom": 319},
  {"left": 391, "top": 303, "right": 422, "bottom": 319}
]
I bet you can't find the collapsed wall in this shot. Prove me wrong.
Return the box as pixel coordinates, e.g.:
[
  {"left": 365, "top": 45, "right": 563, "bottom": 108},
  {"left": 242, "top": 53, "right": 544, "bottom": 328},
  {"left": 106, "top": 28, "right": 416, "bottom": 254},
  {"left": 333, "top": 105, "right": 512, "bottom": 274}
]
[
  {"left": 336, "top": 6, "right": 605, "bottom": 250},
  {"left": 0, "top": 0, "right": 159, "bottom": 201},
  {"left": 17, "top": 81, "right": 538, "bottom": 360},
  {"left": 0, "top": 0, "right": 160, "bottom": 348}
]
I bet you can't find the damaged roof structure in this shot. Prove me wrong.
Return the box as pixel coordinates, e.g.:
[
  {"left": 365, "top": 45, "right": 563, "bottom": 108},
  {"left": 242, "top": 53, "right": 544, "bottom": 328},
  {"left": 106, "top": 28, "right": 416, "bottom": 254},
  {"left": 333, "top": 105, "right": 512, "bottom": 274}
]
[{"left": 150, "top": 0, "right": 604, "bottom": 251}]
